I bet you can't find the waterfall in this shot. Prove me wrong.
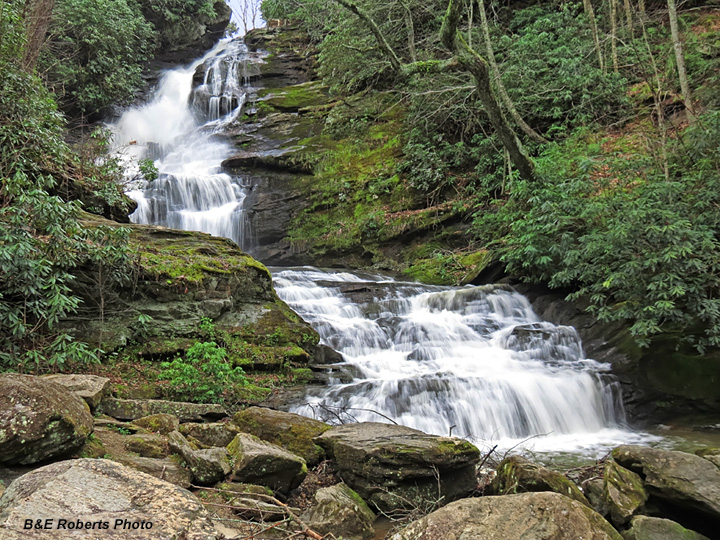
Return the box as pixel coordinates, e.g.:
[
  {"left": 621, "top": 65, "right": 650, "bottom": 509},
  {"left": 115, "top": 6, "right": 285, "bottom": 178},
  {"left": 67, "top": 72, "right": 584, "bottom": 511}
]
[
  {"left": 111, "top": 39, "right": 256, "bottom": 250},
  {"left": 274, "top": 267, "right": 655, "bottom": 456}
]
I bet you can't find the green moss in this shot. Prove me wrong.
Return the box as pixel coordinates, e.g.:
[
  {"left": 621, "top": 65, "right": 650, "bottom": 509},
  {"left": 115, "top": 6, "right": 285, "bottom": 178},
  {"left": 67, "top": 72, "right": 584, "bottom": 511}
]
[
  {"left": 404, "top": 249, "right": 491, "bottom": 285},
  {"left": 259, "top": 81, "right": 328, "bottom": 111}
]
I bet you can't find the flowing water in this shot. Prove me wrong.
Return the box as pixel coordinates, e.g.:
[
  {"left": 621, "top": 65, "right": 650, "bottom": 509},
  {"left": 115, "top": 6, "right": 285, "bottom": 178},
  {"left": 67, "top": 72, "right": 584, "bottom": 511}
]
[
  {"left": 112, "top": 39, "right": 671, "bottom": 460},
  {"left": 273, "top": 267, "right": 659, "bottom": 459},
  {"left": 111, "top": 39, "right": 258, "bottom": 249}
]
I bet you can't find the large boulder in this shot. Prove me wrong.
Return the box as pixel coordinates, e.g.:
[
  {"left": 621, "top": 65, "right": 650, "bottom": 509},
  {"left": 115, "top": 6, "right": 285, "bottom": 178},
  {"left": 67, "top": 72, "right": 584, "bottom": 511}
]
[
  {"left": 113, "top": 455, "right": 193, "bottom": 489},
  {"left": 0, "top": 374, "right": 93, "bottom": 465},
  {"left": 231, "top": 407, "right": 331, "bottom": 465},
  {"left": 314, "top": 422, "right": 480, "bottom": 512},
  {"left": 0, "top": 459, "right": 221, "bottom": 539},
  {"left": 168, "top": 431, "right": 231, "bottom": 485},
  {"left": 612, "top": 445, "right": 720, "bottom": 525},
  {"left": 622, "top": 516, "right": 710, "bottom": 540},
  {"left": 227, "top": 433, "right": 307, "bottom": 495},
  {"left": 132, "top": 413, "right": 180, "bottom": 435},
  {"left": 303, "top": 483, "right": 375, "bottom": 540},
  {"left": 41, "top": 374, "right": 111, "bottom": 410},
  {"left": 389, "top": 492, "right": 622, "bottom": 540},
  {"left": 491, "top": 455, "right": 589, "bottom": 506}
]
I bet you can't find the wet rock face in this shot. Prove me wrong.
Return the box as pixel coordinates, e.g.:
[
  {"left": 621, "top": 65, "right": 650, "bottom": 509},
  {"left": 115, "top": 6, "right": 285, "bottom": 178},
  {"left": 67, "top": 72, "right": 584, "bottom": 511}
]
[
  {"left": 389, "top": 492, "right": 622, "bottom": 540},
  {"left": 0, "top": 374, "right": 93, "bottom": 465},
  {"left": 0, "top": 459, "right": 222, "bottom": 539},
  {"left": 314, "top": 422, "right": 480, "bottom": 512}
]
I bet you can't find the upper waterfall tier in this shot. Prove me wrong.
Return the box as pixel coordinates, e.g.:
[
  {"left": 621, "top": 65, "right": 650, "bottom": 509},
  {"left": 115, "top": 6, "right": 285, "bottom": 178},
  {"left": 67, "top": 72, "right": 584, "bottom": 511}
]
[{"left": 111, "top": 39, "right": 260, "bottom": 250}]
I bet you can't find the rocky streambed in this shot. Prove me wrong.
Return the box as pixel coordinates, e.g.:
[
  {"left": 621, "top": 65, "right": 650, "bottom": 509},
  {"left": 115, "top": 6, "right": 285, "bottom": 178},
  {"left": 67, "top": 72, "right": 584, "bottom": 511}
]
[{"left": 1, "top": 373, "right": 718, "bottom": 539}]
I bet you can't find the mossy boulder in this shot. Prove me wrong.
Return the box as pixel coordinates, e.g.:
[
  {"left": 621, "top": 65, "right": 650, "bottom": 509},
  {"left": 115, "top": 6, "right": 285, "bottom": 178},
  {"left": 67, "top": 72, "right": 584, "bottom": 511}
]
[
  {"left": 226, "top": 433, "right": 307, "bottom": 495},
  {"left": 179, "top": 422, "right": 241, "bottom": 448},
  {"left": 603, "top": 460, "right": 648, "bottom": 526},
  {"left": 124, "top": 433, "right": 170, "bottom": 459},
  {"left": 0, "top": 374, "right": 93, "bottom": 465},
  {"left": 132, "top": 413, "right": 180, "bottom": 434},
  {"left": 314, "top": 422, "right": 480, "bottom": 512},
  {"left": 303, "top": 483, "right": 376, "bottom": 540},
  {"left": 231, "top": 407, "right": 331, "bottom": 465},
  {"left": 491, "top": 455, "right": 590, "bottom": 507},
  {"left": 168, "top": 431, "right": 231, "bottom": 486},
  {"left": 389, "top": 492, "right": 622, "bottom": 540},
  {"left": 41, "top": 374, "right": 111, "bottom": 411},
  {"left": 622, "top": 516, "right": 710, "bottom": 540},
  {"left": 696, "top": 447, "right": 720, "bottom": 468}
]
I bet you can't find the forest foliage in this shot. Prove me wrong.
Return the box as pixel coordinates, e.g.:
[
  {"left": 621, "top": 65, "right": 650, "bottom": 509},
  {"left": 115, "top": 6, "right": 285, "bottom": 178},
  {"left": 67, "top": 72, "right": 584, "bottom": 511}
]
[{"left": 262, "top": 0, "right": 720, "bottom": 350}]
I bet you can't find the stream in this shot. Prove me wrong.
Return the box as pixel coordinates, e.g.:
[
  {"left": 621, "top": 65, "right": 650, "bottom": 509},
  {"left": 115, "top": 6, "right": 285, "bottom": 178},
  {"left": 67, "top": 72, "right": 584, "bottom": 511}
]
[{"left": 110, "top": 36, "right": 715, "bottom": 461}]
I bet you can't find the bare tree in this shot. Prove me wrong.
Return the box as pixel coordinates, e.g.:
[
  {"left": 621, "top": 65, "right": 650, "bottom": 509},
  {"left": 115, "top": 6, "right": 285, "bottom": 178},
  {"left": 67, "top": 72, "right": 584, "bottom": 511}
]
[
  {"left": 478, "top": 0, "right": 547, "bottom": 144},
  {"left": 583, "top": 0, "right": 605, "bottom": 71},
  {"left": 22, "top": 0, "right": 56, "bottom": 71},
  {"left": 330, "top": 0, "right": 536, "bottom": 181},
  {"left": 609, "top": 0, "right": 620, "bottom": 72},
  {"left": 667, "top": 0, "right": 694, "bottom": 122}
]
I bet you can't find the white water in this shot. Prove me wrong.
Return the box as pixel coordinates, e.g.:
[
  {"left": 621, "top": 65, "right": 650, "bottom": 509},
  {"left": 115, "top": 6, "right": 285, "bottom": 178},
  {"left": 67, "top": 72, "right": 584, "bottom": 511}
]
[
  {"left": 274, "top": 267, "right": 658, "bottom": 458},
  {"left": 111, "top": 39, "right": 256, "bottom": 249}
]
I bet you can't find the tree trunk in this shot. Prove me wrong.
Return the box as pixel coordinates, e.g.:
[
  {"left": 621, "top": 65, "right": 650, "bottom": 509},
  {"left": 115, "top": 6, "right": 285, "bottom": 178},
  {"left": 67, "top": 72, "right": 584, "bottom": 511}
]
[
  {"left": 22, "top": 0, "right": 56, "bottom": 72},
  {"left": 610, "top": 0, "right": 619, "bottom": 72},
  {"left": 478, "top": 0, "right": 547, "bottom": 144},
  {"left": 623, "top": 0, "right": 634, "bottom": 33},
  {"left": 667, "top": 0, "right": 694, "bottom": 122},
  {"left": 583, "top": 0, "right": 605, "bottom": 71},
  {"left": 399, "top": 0, "right": 417, "bottom": 63},
  {"left": 332, "top": 0, "right": 403, "bottom": 71},
  {"left": 441, "top": 0, "right": 535, "bottom": 181}
]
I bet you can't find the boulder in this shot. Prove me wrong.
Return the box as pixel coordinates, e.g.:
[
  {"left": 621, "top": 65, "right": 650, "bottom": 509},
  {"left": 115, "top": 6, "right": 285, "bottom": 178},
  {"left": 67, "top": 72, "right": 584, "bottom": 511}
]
[
  {"left": 232, "top": 407, "right": 331, "bottom": 465},
  {"left": 584, "top": 478, "right": 609, "bottom": 516},
  {"left": 99, "top": 398, "right": 226, "bottom": 422},
  {"left": 0, "top": 374, "right": 93, "bottom": 465},
  {"left": 41, "top": 374, "right": 110, "bottom": 410},
  {"left": 168, "top": 431, "right": 231, "bottom": 485},
  {"left": 113, "top": 454, "right": 193, "bottom": 488},
  {"left": 227, "top": 433, "right": 307, "bottom": 494},
  {"left": 314, "top": 422, "right": 480, "bottom": 512},
  {"left": 612, "top": 445, "right": 720, "bottom": 524},
  {"left": 389, "top": 492, "right": 622, "bottom": 540},
  {"left": 132, "top": 413, "right": 180, "bottom": 434},
  {"left": 492, "top": 455, "right": 589, "bottom": 506},
  {"left": 303, "top": 483, "right": 375, "bottom": 540},
  {"left": 179, "top": 422, "right": 241, "bottom": 447},
  {"left": 124, "top": 433, "right": 169, "bottom": 459},
  {"left": 622, "top": 516, "right": 710, "bottom": 540},
  {"left": 603, "top": 460, "right": 648, "bottom": 526},
  {"left": 0, "top": 459, "right": 221, "bottom": 539}
]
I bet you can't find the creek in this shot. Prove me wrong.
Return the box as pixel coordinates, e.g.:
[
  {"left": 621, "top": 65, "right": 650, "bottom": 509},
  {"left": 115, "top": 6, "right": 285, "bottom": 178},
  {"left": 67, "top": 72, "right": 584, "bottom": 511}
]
[{"left": 111, "top": 36, "right": 711, "bottom": 461}]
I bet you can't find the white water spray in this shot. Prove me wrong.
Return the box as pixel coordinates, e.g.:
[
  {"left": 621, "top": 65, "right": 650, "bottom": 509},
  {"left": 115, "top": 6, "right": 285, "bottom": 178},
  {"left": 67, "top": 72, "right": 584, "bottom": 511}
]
[{"left": 112, "top": 40, "right": 256, "bottom": 249}]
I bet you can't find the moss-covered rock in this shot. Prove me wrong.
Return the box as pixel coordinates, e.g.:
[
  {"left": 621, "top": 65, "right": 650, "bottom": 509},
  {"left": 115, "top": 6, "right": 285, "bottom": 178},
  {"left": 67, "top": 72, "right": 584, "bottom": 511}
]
[
  {"left": 169, "top": 430, "right": 232, "bottom": 485},
  {"left": 603, "top": 460, "right": 648, "bottom": 526},
  {"left": 491, "top": 455, "right": 590, "bottom": 507},
  {"left": 179, "top": 422, "right": 241, "bottom": 448},
  {"left": 303, "top": 483, "right": 376, "bottom": 540},
  {"left": 124, "top": 433, "right": 170, "bottom": 458},
  {"left": 132, "top": 413, "right": 180, "bottom": 434},
  {"left": 231, "top": 407, "right": 331, "bottom": 466},
  {"left": 622, "top": 516, "right": 710, "bottom": 540}
]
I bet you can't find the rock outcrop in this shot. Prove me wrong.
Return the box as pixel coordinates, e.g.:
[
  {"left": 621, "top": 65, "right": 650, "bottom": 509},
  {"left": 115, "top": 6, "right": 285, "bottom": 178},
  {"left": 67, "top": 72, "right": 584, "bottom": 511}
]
[
  {"left": 315, "top": 422, "right": 480, "bottom": 512},
  {"left": 0, "top": 374, "right": 93, "bottom": 465},
  {"left": 0, "top": 459, "right": 221, "bottom": 539},
  {"left": 41, "top": 374, "right": 111, "bottom": 411},
  {"left": 389, "top": 492, "right": 622, "bottom": 540},
  {"left": 168, "top": 431, "right": 231, "bottom": 485}
]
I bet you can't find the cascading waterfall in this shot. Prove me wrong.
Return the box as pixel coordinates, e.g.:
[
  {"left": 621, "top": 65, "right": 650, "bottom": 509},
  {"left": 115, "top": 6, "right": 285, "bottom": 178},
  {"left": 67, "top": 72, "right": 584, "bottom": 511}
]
[
  {"left": 108, "top": 38, "right": 660, "bottom": 457},
  {"left": 274, "top": 267, "right": 654, "bottom": 456},
  {"left": 111, "top": 39, "right": 256, "bottom": 250}
]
